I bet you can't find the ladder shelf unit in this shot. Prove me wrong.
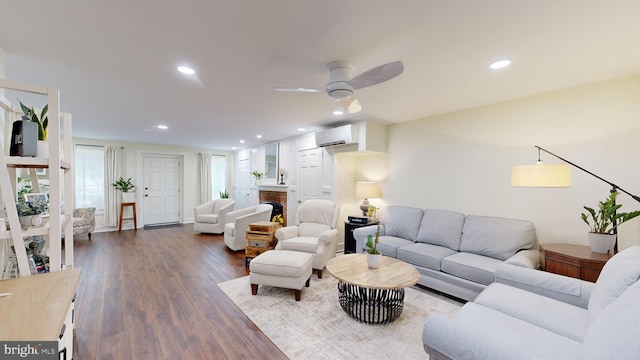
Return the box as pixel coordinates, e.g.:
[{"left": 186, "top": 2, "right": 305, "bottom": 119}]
[{"left": 0, "top": 78, "right": 74, "bottom": 277}]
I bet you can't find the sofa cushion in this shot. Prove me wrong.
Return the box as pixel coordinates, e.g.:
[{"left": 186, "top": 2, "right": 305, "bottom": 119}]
[
  {"left": 415, "top": 209, "right": 465, "bottom": 250},
  {"left": 279, "top": 236, "right": 319, "bottom": 253},
  {"left": 588, "top": 246, "right": 640, "bottom": 322},
  {"left": 196, "top": 214, "right": 218, "bottom": 224},
  {"left": 381, "top": 206, "right": 423, "bottom": 242},
  {"left": 375, "top": 236, "right": 414, "bottom": 258},
  {"left": 475, "top": 283, "right": 590, "bottom": 342},
  {"left": 441, "top": 252, "right": 502, "bottom": 285},
  {"left": 459, "top": 215, "right": 535, "bottom": 261},
  {"left": 422, "top": 303, "right": 583, "bottom": 360},
  {"left": 583, "top": 279, "right": 640, "bottom": 360},
  {"left": 397, "top": 243, "right": 456, "bottom": 271}
]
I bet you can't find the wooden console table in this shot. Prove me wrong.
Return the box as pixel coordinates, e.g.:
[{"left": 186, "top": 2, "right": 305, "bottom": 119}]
[{"left": 540, "top": 243, "right": 612, "bottom": 282}]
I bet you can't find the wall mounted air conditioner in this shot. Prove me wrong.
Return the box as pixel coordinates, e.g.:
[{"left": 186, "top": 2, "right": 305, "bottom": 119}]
[{"left": 315, "top": 124, "right": 358, "bottom": 147}]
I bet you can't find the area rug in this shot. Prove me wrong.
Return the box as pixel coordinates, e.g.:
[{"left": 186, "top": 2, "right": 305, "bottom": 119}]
[{"left": 218, "top": 275, "right": 462, "bottom": 360}]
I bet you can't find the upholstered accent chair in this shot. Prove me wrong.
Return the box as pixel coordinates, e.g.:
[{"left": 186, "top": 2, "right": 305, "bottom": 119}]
[
  {"left": 194, "top": 199, "right": 235, "bottom": 234},
  {"left": 66, "top": 207, "right": 96, "bottom": 240},
  {"left": 275, "top": 199, "right": 339, "bottom": 278},
  {"left": 224, "top": 203, "right": 273, "bottom": 251}
]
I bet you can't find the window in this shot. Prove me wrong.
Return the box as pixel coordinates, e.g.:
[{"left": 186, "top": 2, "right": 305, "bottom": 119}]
[
  {"left": 75, "top": 145, "right": 105, "bottom": 211},
  {"left": 211, "top": 155, "right": 227, "bottom": 199}
]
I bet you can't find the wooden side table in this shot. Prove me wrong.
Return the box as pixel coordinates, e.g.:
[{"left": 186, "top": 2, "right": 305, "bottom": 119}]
[
  {"left": 119, "top": 202, "right": 137, "bottom": 232},
  {"left": 540, "top": 243, "right": 612, "bottom": 282},
  {"left": 245, "top": 221, "right": 281, "bottom": 266}
]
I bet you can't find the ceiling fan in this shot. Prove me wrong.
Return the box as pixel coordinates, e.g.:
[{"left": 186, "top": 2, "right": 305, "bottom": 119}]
[{"left": 271, "top": 60, "right": 404, "bottom": 114}]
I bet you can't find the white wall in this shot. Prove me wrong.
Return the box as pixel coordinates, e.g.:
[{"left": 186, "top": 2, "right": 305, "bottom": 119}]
[{"left": 356, "top": 75, "right": 640, "bottom": 250}]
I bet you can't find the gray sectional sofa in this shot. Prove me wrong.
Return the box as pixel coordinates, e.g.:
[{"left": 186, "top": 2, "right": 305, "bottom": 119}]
[
  {"left": 352, "top": 206, "right": 538, "bottom": 301},
  {"left": 422, "top": 246, "right": 640, "bottom": 359}
]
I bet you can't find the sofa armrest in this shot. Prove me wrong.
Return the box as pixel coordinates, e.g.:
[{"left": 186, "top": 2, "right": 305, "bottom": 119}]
[
  {"left": 504, "top": 249, "right": 539, "bottom": 269},
  {"left": 352, "top": 224, "right": 386, "bottom": 254},
  {"left": 495, "top": 263, "right": 594, "bottom": 309},
  {"left": 318, "top": 228, "right": 338, "bottom": 245},
  {"left": 275, "top": 226, "right": 299, "bottom": 241}
]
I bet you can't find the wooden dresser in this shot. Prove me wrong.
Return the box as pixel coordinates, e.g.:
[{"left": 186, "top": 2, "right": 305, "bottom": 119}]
[{"left": 540, "top": 243, "right": 611, "bottom": 282}]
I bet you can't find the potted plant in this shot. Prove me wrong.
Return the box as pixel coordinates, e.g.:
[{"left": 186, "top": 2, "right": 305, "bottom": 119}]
[
  {"left": 251, "top": 171, "right": 263, "bottom": 185},
  {"left": 112, "top": 177, "right": 137, "bottom": 202},
  {"left": 16, "top": 197, "right": 49, "bottom": 228},
  {"left": 219, "top": 190, "right": 229, "bottom": 199},
  {"left": 365, "top": 206, "right": 382, "bottom": 268},
  {"left": 580, "top": 191, "right": 640, "bottom": 253},
  {"left": 19, "top": 99, "right": 49, "bottom": 157}
]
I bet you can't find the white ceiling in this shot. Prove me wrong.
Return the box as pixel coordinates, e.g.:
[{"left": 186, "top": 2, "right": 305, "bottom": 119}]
[{"left": 2, "top": 1, "right": 640, "bottom": 151}]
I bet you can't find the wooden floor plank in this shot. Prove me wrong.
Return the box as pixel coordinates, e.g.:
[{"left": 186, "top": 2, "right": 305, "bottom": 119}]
[{"left": 72, "top": 225, "right": 288, "bottom": 359}]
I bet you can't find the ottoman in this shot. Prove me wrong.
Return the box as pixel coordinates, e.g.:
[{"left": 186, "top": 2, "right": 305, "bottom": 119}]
[{"left": 250, "top": 250, "right": 313, "bottom": 301}]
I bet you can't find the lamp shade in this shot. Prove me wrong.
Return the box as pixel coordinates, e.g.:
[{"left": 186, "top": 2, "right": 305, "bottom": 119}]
[
  {"left": 355, "top": 181, "right": 382, "bottom": 199},
  {"left": 511, "top": 163, "right": 572, "bottom": 187}
]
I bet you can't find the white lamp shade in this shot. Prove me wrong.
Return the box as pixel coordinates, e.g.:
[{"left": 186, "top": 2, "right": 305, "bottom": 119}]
[
  {"left": 355, "top": 181, "right": 382, "bottom": 199},
  {"left": 511, "top": 163, "right": 572, "bottom": 187}
]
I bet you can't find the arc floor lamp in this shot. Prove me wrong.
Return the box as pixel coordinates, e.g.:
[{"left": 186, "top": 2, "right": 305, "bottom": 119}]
[{"left": 512, "top": 145, "right": 640, "bottom": 252}]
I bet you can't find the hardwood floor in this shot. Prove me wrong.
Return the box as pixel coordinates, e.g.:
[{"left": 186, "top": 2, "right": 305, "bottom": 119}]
[{"left": 72, "top": 225, "right": 288, "bottom": 359}]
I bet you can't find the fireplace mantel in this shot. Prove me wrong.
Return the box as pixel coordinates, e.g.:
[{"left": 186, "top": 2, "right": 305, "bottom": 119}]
[{"left": 258, "top": 184, "right": 288, "bottom": 192}]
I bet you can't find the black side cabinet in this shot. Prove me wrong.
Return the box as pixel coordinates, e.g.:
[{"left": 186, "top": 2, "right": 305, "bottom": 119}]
[{"left": 344, "top": 221, "right": 378, "bottom": 254}]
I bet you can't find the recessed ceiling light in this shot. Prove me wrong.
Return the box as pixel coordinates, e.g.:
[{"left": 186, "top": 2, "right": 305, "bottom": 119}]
[
  {"left": 231, "top": 147, "right": 237, "bottom": 150},
  {"left": 240, "top": 140, "right": 245, "bottom": 144},
  {"left": 256, "top": 135, "right": 262, "bottom": 139},
  {"left": 333, "top": 110, "right": 344, "bottom": 116},
  {"left": 489, "top": 60, "right": 511, "bottom": 70},
  {"left": 177, "top": 66, "right": 195, "bottom": 75},
  {"left": 157, "top": 125, "right": 168, "bottom": 130},
  {"left": 297, "top": 128, "right": 306, "bottom": 132}
]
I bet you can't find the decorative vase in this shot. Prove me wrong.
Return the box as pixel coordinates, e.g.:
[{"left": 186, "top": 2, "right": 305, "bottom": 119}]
[
  {"left": 19, "top": 214, "right": 43, "bottom": 228},
  {"left": 366, "top": 253, "right": 382, "bottom": 269},
  {"left": 588, "top": 232, "right": 616, "bottom": 254},
  {"left": 121, "top": 192, "right": 136, "bottom": 203},
  {"left": 37, "top": 140, "right": 49, "bottom": 158}
]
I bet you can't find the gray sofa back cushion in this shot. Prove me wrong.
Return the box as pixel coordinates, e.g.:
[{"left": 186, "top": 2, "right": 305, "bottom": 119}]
[
  {"left": 588, "top": 246, "right": 640, "bottom": 322},
  {"left": 459, "top": 215, "right": 535, "bottom": 261},
  {"left": 416, "top": 209, "right": 465, "bottom": 250},
  {"left": 381, "top": 206, "right": 424, "bottom": 242}
]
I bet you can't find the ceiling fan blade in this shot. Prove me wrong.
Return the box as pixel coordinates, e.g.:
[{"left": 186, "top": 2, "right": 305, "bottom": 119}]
[
  {"left": 341, "top": 97, "right": 362, "bottom": 114},
  {"left": 270, "top": 87, "right": 323, "bottom": 93},
  {"left": 349, "top": 61, "right": 404, "bottom": 90}
]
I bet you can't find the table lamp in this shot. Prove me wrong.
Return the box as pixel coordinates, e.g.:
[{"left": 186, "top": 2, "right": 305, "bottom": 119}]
[{"left": 355, "top": 181, "right": 382, "bottom": 216}]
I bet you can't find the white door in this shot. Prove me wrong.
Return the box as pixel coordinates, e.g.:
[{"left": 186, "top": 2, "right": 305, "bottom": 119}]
[
  {"left": 235, "top": 158, "right": 252, "bottom": 209},
  {"left": 297, "top": 148, "right": 323, "bottom": 204},
  {"left": 143, "top": 155, "right": 181, "bottom": 225}
]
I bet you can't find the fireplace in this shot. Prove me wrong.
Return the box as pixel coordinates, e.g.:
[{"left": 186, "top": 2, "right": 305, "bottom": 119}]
[{"left": 259, "top": 190, "right": 287, "bottom": 226}]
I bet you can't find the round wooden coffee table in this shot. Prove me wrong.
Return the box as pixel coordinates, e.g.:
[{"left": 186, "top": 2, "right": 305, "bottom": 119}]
[{"left": 326, "top": 254, "right": 420, "bottom": 325}]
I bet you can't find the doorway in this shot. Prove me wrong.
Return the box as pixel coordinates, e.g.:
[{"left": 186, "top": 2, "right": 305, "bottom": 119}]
[{"left": 141, "top": 154, "right": 182, "bottom": 226}]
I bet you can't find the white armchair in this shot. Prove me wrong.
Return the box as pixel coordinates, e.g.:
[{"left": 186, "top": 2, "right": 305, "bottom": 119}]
[
  {"left": 223, "top": 203, "right": 273, "bottom": 251},
  {"left": 275, "top": 199, "right": 339, "bottom": 278},
  {"left": 193, "top": 199, "right": 235, "bottom": 234}
]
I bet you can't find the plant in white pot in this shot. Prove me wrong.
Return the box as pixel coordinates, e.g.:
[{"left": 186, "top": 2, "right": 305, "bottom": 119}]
[
  {"left": 18, "top": 99, "right": 48, "bottom": 158},
  {"left": 581, "top": 191, "right": 640, "bottom": 254},
  {"left": 365, "top": 206, "right": 382, "bottom": 268},
  {"left": 112, "top": 177, "right": 137, "bottom": 202},
  {"left": 16, "top": 197, "right": 49, "bottom": 228}
]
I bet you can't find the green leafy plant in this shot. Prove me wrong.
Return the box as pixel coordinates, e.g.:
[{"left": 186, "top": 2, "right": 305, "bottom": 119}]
[
  {"left": 19, "top": 99, "right": 48, "bottom": 141},
  {"left": 16, "top": 198, "right": 49, "bottom": 216},
  {"left": 365, "top": 206, "right": 381, "bottom": 254},
  {"left": 580, "top": 191, "right": 640, "bottom": 234},
  {"left": 112, "top": 177, "right": 137, "bottom": 192},
  {"left": 219, "top": 190, "right": 229, "bottom": 199},
  {"left": 251, "top": 171, "right": 263, "bottom": 180}
]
